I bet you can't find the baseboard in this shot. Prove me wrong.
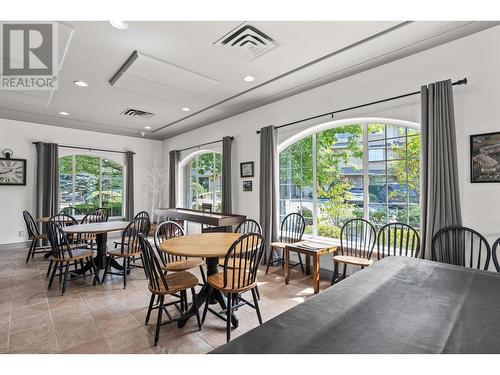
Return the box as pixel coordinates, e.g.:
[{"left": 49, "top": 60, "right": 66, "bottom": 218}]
[{"left": 0, "top": 241, "right": 30, "bottom": 251}]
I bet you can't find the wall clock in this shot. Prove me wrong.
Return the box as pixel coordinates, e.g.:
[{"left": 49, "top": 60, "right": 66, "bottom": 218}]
[{"left": 0, "top": 149, "right": 26, "bottom": 185}]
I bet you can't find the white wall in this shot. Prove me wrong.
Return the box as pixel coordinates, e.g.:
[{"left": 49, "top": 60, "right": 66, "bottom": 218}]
[
  {"left": 0, "top": 119, "right": 162, "bottom": 245},
  {"left": 162, "top": 26, "right": 500, "bottom": 269}
]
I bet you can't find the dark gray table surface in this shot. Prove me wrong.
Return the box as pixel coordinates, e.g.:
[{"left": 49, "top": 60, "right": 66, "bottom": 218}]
[{"left": 212, "top": 256, "right": 500, "bottom": 354}]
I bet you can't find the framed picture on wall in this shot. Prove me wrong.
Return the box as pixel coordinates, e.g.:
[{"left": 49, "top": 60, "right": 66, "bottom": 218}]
[
  {"left": 470, "top": 131, "right": 500, "bottom": 183},
  {"left": 240, "top": 161, "right": 254, "bottom": 178},
  {"left": 243, "top": 180, "right": 253, "bottom": 192}
]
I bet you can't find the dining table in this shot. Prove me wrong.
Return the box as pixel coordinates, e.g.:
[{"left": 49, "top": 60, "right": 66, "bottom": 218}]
[
  {"left": 160, "top": 232, "right": 242, "bottom": 328},
  {"left": 212, "top": 256, "right": 500, "bottom": 354},
  {"left": 63, "top": 221, "right": 129, "bottom": 269},
  {"left": 36, "top": 215, "right": 86, "bottom": 223}
]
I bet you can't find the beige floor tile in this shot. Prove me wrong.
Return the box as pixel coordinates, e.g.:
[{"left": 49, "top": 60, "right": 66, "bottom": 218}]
[{"left": 61, "top": 336, "right": 111, "bottom": 354}]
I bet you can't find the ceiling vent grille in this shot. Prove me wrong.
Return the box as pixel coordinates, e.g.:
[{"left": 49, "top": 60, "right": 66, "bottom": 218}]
[
  {"left": 214, "top": 23, "right": 278, "bottom": 60},
  {"left": 120, "top": 108, "right": 154, "bottom": 119}
]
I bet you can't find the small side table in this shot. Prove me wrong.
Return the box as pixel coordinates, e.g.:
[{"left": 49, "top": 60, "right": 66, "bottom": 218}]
[{"left": 285, "top": 241, "right": 338, "bottom": 294}]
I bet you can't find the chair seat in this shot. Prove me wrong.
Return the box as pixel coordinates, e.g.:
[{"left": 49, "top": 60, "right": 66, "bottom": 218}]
[
  {"left": 333, "top": 255, "right": 373, "bottom": 267},
  {"left": 149, "top": 271, "right": 199, "bottom": 295},
  {"left": 208, "top": 269, "right": 256, "bottom": 293},
  {"left": 53, "top": 248, "right": 95, "bottom": 263},
  {"left": 32, "top": 234, "right": 48, "bottom": 240},
  {"left": 107, "top": 249, "right": 142, "bottom": 258},
  {"left": 270, "top": 242, "right": 286, "bottom": 249},
  {"left": 161, "top": 258, "right": 204, "bottom": 272}
]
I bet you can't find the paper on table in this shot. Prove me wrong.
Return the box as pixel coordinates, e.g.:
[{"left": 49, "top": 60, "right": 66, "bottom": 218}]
[{"left": 293, "top": 240, "right": 335, "bottom": 250}]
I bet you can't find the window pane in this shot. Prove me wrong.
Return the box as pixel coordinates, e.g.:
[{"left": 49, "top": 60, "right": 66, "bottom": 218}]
[
  {"left": 74, "top": 155, "right": 100, "bottom": 213},
  {"left": 367, "top": 123, "right": 385, "bottom": 141},
  {"left": 59, "top": 156, "right": 73, "bottom": 210}
]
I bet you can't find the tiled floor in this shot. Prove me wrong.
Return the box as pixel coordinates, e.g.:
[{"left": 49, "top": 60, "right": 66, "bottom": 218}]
[{"left": 0, "top": 244, "right": 331, "bottom": 354}]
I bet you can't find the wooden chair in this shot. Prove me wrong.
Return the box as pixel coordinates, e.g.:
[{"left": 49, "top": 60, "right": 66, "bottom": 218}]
[
  {"left": 265, "top": 213, "right": 306, "bottom": 275},
  {"left": 431, "top": 226, "right": 490, "bottom": 270},
  {"left": 154, "top": 221, "right": 206, "bottom": 286},
  {"left": 139, "top": 234, "right": 201, "bottom": 346},
  {"left": 331, "top": 218, "right": 377, "bottom": 285},
  {"left": 102, "top": 217, "right": 151, "bottom": 288},
  {"left": 22, "top": 210, "right": 51, "bottom": 263},
  {"left": 202, "top": 232, "right": 265, "bottom": 342},
  {"left": 45, "top": 221, "right": 99, "bottom": 295},
  {"left": 491, "top": 237, "right": 500, "bottom": 272},
  {"left": 80, "top": 208, "right": 109, "bottom": 248},
  {"left": 114, "top": 211, "right": 150, "bottom": 248},
  {"left": 377, "top": 222, "right": 420, "bottom": 259},
  {"left": 60, "top": 206, "right": 85, "bottom": 216}
]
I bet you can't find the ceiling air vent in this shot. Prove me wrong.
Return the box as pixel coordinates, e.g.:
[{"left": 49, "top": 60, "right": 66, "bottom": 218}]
[
  {"left": 214, "top": 23, "right": 278, "bottom": 60},
  {"left": 120, "top": 108, "right": 154, "bottom": 119}
]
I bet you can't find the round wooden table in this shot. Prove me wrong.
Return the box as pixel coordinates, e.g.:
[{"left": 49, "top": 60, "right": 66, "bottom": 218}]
[
  {"left": 160, "top": 232, "right": 241, "bottom": 328},
  {"left": 64, "top": 221, "right": 129, "bottom": 270}
]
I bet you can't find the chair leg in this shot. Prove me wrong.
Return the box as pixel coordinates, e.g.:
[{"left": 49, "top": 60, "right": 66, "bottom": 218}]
[
  {"left": 154, "top": 295, "right": 164, "bottom": 346},
  {"left": 281, "top": 249, "right": 285, "bottom": 269},
  {"left": 89, "top": 258, "right": 100, "bottom": 285},
  {"left": 265, "top": 248, "right": 274, "bottom": 275},
  {"left": 79, "top": 259, "right": 86, "bottom": 276},
  {"left": 191, "top": 288, "right": 202, "bottom": 331},
  {"left": 123, "top": 257, "right": 127, "bottom": 289},
  {"left": 58, "top": 263, "right": 64, "bottom": 284},
  {"left": 255, "top": 285, "right": 261, "bottom": 300},
  {"left": 48, "top": 261, "right": 58, "bottom": 289},
  {"left": 25, "top": 240, "right": 35, "bottom": 263},
  {"left": 226, "top": 293, "right": 233, "bottom": 342},
  {"left": 202, "top": 285, "right": 213, "bottom": 324},
  {"left": 199, "top": 265, "right": 207, "bottom": 284},
  {"left": 102, "top": 256, "right": 111, "bottom": 283},
  {"left": 331, "top": 261, "right": 339, "bottom": 286},
  {"left": 251, "top": 288, "right": 263, "bottom": 325},
  {"left": 46, "top": 259, "right": 53, "bottom": 278},
  {"left": 61, "top": 263, "right": 70, "bottom": 295},
  {"left": 342, "top": 263, "right": 347, "bottom": 280},
  {"left": 145, "top": 293, "right": 155, "bottom": 325}
]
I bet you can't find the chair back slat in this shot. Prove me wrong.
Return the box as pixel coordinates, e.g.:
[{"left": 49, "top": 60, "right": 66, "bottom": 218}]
[
  {"left": 81, "top": 208, "right": 109, "bottom": 224},
  {"left": 340, "top": 218, "right": 376, "bottom": 259},
  {"left": 120, "top": 217, "right": 151, "bottom": 255},
  {"left": 431, "top": 226, "right": 490, "bottom": 270},
  {"left": 235, "top": 219, "right": 262, "bottom": 235},
  {"left": 134, "top": 211, "right": 150, "bottom": 220},
  {"left": 154, "top": 221, "right": 186, "bottom": 264},
  {"left": 377, "top": 222, "right": 420, "bottom": 259},
  {"left": 46, "top": 221, "right": 73, "bottom": 259},
  {"left": 222, "top": 233, "right": 265, "bottom": 290},
  {"left": 23, "top": 210, "right": 40, "bottom": 239},
  {"left": 280, "top": 213, "right": 305, "bottom": 244},
  {"left": 139, "top": 233, "right": 169, "bottom": 291}
]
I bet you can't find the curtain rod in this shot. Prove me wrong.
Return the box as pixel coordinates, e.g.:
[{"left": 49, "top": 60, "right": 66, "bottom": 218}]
[
  {"left": 256, "top": 78, "right": 468, "bottom": 134},
  {"left": 32, "top": 142, "right": 135, "bottom": 155},
  {"left": 177, "top": 136, "right": 234, "bottom": 153}
]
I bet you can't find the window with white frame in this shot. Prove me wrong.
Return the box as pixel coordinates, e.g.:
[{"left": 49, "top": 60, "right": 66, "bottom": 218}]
[{"left": 279, "top": 121, "right": 420, "bottom": 238}]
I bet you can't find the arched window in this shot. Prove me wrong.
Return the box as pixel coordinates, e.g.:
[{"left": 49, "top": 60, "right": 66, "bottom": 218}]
[
  {"left": 59, "top": 154, "right": 124, "bottom": 217},
  {"left": 182, "top": 151, "right": 222, "bottom": 212},
  {"left": 279, "top": 118, "right": 420, "bottom": 238}
]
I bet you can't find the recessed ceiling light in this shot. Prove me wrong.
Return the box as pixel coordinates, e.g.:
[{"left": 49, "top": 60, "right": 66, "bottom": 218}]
[
  {"left": 58, "top": 111, "right": 69, "bottom": 116},
  {"left": 243, "top": 75, "right": 256, "bottom": 82},
  {"left": 109, "top": 20, "right": 129, "bottom": 30},
  {"left": 144, "top": 126, "right": 152, "bottom": 130},
  {"left": 73, "top": 80, "right": 88, "bottom": 87},
  {"left": 181, "top": 107, "right": 191, "bottom": 112}
]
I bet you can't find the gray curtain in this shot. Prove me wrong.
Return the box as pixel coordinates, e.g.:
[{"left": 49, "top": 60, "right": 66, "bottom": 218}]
[
  {"left": 259, "top": 126, "right": 279, "bottom": 263},
  {"left": 420, "top": 79, "right": 462, "bottom": 259},
  {"left": 222, "top": 136, "right": 233, "bottom": 214},
  {"left": 169, "top": 150, "right": 180, "bottom": 208},
  {"left": 125, "top": 151, "right": 134, "bottom": 220},
  {"left": 35, "top": 143, "right": 59, "bottom": 234}
]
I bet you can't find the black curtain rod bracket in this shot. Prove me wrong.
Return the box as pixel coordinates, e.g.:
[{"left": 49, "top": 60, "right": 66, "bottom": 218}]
[
  {"left": 256, "top": 77, "right": 467, "bottom": 134},
  {"left": 178, "top": 136, "right": 234, "bottom": 153},
  {"left": 32, "top": 142, "right": 135, "bottom": 155}
]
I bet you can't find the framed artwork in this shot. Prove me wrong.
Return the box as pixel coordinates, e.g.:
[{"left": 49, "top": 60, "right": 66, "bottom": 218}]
[
  {"left": 243, "top": 180, "right": 253, "bottom": 192},
  {"left": 240, "top": 161, "right": 254, "bottom": 178},
  {"left": 0, "top": 157, "right": 26, "bottom": 185},
  {"left": 470, "top": 131, "right": 500, "bottom": 183}
]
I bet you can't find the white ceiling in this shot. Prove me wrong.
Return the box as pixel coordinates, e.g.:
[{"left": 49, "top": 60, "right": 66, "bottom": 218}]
[{"left": 0, "top": 21, "right": 497, "bottom": 140}]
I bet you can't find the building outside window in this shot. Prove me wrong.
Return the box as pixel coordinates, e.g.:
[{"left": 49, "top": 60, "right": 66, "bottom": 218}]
[{"left": 279, "top": 120, "right": 420, "bottom": 239}]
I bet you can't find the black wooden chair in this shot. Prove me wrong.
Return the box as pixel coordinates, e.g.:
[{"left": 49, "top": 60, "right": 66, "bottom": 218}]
[
  {"left": 60, "top": 206, "right": 85, "bottom": 216},
  {"left": 265, "top": 213, "right": 306, "bottom": 275},
  {"left": 114, "top": 211, "right": 150, "bottom": 248},
  {"left": 80, "top": 208, "right": 109, "bottom": 248},
  {"left": 377, "top": 222, "right": 420, "bottom": 259},
  {"left": 235, "top": 219, "right": 262, "bottom": 235},
  {"left": 46, "top": 221, "right": 99, "bottom": 295},
  {"left": 102, "top": 217, "right": 151, "bottom": 288},
  {"left": 202, "top": 232, "right": 265, "bottom": 342},
  {"left": 331, "top": 218, "right": 377, "bottom": 285},
  {"left": 139, "top": 234, "right": 201, "bottom": 346},
  {"left": 154, "top": 221, "right": 206, "bottom": 286},
  {"left": 431, "top": 226, "right": 490, "bottom": 270},
  {"left": 22, "top": 210, "right": 51, "bottom": 263}
]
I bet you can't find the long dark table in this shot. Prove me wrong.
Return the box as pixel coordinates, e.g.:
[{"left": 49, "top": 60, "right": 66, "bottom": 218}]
[
  {"left": 155, "top": 207, "right": 246, "bottom": 228},
  {"left": 212, "top": 256, "right": 500, "bottom": 354}
]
